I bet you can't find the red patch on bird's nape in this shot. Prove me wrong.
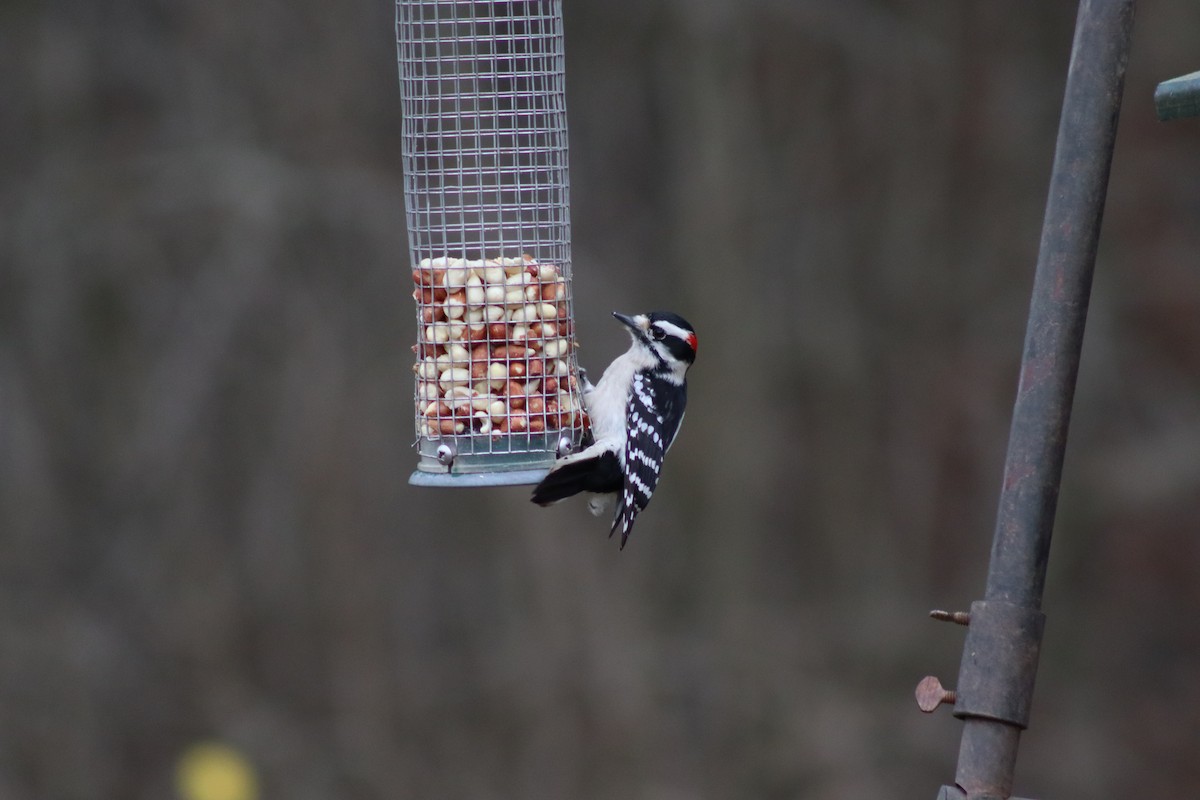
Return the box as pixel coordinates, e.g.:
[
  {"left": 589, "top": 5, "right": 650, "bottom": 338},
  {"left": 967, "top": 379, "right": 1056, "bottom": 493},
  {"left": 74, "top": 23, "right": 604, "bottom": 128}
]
[{"left": 686, "top": 332, "right": 698, "bottom": 353}]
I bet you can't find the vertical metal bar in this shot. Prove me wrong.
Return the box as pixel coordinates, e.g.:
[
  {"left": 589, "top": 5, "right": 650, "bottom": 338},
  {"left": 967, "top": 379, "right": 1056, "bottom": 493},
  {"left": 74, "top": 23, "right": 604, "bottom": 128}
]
[
  {"left": 983, "top": 0, "right": 1135, "bottom": 610},
  {"left": 949, "top": 1, "right": 1135, "bottom": 798}
]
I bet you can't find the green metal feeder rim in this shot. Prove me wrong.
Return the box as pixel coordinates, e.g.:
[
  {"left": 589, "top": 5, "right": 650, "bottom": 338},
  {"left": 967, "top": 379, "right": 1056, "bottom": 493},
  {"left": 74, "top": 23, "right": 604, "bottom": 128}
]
[{"left": 1155, "top": 70, "right": 1200, "bottom": 121}]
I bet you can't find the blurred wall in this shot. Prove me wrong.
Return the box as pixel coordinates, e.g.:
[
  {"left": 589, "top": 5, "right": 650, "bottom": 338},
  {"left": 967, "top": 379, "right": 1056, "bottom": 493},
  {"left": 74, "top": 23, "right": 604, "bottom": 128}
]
[{"left": 3, "top": 0, "right": 1200, "bottom": 798}]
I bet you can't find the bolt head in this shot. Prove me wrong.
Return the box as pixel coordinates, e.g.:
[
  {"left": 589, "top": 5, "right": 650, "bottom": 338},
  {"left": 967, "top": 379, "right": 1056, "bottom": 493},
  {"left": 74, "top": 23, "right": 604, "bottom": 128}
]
[{"left": 915, "top": 675, "right": 956, "bottom": 712}]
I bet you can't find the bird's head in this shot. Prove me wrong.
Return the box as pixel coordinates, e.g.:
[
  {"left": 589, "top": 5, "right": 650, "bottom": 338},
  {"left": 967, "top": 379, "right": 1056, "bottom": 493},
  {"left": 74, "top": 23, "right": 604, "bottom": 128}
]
[{"left": 613, "top": 311, "right": 698, "bottom": 371}]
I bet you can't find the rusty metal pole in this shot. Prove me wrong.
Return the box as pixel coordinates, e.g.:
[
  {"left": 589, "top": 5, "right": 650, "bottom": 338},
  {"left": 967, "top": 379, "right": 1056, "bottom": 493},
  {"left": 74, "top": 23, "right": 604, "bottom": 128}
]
[{"left": 922, "top": 2, "right": 1135, "bottom": 799}]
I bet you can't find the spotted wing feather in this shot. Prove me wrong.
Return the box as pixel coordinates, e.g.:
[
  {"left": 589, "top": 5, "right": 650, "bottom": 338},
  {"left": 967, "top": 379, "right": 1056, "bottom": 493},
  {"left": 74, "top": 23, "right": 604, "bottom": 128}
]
[{"left": 611, "top": 373, "right": 687, "bottom": 548}]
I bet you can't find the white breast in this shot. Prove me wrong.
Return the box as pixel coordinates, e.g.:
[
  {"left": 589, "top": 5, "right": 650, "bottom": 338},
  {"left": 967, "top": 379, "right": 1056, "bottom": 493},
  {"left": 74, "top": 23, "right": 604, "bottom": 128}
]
[{"left": 582, "top": 343, "right": 658, "bottom": 453}]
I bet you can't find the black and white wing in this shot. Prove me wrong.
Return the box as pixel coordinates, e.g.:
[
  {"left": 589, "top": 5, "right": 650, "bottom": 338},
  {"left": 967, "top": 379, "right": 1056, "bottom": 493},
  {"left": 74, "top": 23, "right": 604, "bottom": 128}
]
[{"left": 611, "top": 373, "right": 687, "bottom": 548}]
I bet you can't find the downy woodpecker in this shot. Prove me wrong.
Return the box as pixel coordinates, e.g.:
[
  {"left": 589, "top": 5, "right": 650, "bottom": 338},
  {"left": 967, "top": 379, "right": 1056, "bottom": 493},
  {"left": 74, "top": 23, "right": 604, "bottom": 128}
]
[{"left": 531, "top": 311, "right": 698, "bottom": 548}]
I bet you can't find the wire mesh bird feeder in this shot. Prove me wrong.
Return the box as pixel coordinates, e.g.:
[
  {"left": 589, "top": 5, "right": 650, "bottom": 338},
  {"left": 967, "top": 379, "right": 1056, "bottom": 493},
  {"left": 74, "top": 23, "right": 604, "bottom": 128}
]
[{"left": 397, "top": 0, "right": 586, "bottom": 486}]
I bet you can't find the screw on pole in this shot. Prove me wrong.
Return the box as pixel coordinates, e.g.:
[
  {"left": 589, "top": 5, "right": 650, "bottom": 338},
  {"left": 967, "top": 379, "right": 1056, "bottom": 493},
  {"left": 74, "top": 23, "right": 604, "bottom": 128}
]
[
  {"left": 920, "top": 1, "right": 1136, "bottom": 798},
  {"left": 916, "top": 676, "right": 957, "bottom": 713},
  {"left": 930, "top": 610, "right": 972, "bottom": 626}
]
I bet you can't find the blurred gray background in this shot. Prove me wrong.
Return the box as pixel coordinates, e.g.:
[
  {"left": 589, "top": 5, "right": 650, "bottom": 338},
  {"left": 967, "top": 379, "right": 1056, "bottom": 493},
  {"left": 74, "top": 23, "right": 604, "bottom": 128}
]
[{"left": 4, "top": 0, "right": 1200, "bottom": 798}]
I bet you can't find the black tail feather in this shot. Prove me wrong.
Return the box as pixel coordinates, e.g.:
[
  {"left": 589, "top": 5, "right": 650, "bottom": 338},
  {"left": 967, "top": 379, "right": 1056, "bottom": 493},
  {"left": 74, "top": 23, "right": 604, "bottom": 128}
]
[
  {"left": 530, "top": 450, "right": 622, "bottom": 506},
  {"left": 531, "top": 458, "right": 597, "bottom": 506}
]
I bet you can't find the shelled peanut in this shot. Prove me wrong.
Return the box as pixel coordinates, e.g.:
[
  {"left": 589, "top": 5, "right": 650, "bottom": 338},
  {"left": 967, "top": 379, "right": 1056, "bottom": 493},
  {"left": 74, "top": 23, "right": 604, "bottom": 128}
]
[{"left": 411, "top": 255, "right": 586, "bottom": 438}]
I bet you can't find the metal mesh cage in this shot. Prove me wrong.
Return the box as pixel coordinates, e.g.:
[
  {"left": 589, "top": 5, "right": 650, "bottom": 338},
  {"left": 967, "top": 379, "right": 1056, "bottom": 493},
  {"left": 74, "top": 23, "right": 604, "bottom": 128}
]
[{"left": 397, "top": 0, "right": 586, "bottom": 486}]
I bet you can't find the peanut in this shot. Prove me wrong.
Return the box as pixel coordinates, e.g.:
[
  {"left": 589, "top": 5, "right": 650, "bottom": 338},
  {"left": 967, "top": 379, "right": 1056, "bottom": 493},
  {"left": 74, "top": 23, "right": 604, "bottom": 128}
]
[{"left": 413, "top": 256, "right": 582, "bottom": 440}]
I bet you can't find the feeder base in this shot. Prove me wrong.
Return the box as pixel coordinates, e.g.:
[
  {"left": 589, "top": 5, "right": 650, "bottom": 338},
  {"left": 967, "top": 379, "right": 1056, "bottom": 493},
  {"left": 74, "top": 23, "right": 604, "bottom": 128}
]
[
  {"left": 408, "top": 468, "right": 551, "bottom": 488},
  {"left": 410, "top": 431, "right": 578, "bottom": 487}
]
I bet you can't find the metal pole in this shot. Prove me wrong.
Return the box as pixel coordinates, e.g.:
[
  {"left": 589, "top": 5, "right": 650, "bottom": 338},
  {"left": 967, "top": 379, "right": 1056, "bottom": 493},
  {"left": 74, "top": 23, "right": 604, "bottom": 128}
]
[
  {"left": 982, "top": 2, "right": 1134, "bottom": 609},
  {"left": 920, "top": 2, "right": 1135, "bottom": 798}
]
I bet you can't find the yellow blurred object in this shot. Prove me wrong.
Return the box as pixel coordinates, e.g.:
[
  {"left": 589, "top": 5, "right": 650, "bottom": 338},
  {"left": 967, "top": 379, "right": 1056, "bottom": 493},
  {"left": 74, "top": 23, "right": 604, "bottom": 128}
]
[{"left": 175, "top": 742, "right": 259, "bottom": 800}]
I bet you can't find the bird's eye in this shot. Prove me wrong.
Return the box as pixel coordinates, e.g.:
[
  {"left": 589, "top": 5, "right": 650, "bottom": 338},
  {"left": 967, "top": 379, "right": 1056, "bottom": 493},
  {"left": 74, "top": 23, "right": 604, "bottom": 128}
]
[{"left": 650, "top": 327, "right": 665, "bottom": 341}]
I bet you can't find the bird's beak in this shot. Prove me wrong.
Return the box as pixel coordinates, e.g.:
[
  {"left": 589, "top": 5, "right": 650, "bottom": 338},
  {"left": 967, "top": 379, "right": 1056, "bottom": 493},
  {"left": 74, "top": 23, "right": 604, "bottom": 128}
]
[{"left": 612, "top": 312, "right": 644, "bottom": 332}]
